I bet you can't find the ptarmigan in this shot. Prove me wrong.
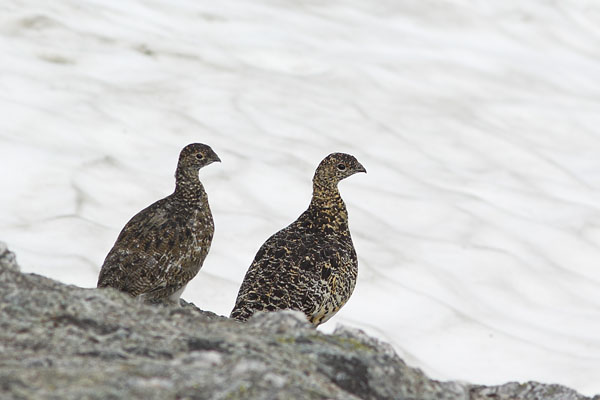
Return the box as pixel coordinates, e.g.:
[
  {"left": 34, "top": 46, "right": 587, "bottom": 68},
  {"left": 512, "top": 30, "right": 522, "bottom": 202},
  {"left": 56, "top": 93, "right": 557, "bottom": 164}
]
[
  {"left": 97, "top": 143, "right": 220, "bottom": 304},
  {"left": 230, "top": 152, "right": 366, "bottom": 326}
]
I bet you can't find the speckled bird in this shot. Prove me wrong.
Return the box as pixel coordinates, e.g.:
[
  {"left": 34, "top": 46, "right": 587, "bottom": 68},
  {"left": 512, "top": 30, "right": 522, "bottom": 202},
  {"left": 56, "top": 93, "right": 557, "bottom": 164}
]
[
  {"left": 230, "top": 153, "right": 366, "bottom": 326},
  {"left": 97, "top": 143, "right": 220, "bottom": 304}
]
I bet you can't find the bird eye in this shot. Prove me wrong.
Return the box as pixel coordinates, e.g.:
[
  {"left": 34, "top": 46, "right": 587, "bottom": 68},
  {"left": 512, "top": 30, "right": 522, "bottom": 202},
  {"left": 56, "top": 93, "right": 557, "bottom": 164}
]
[
  {"left": 337, "top": 163, "right": 346, "bottom": 171},
  {"left": 196, "top": 153, "right": 204, "bottom": 160}
]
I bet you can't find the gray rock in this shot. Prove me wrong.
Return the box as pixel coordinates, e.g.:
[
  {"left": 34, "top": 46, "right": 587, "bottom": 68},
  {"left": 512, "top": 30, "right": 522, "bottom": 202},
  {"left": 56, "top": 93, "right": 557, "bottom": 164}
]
[
  {"left": 0, "top": 242, "right": 596, "bottom": 400},
  {"left": 470, "top": 382, "right": 595, "bottom": 400},
  {"left": 0, "top": 241, "right": 18, "bottom": 272}
]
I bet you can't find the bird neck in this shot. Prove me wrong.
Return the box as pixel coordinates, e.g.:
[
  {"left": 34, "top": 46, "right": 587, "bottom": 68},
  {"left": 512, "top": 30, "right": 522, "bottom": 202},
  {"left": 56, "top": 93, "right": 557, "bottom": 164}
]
[
  {"left": 310, "top": 179, "right": 346, "bottom": 212},
  {"left": 174, "top": 166, "right": 206, "bottom": 203},
  {"left": 306, "top": 181, "right": 349, "bottom": 233}
]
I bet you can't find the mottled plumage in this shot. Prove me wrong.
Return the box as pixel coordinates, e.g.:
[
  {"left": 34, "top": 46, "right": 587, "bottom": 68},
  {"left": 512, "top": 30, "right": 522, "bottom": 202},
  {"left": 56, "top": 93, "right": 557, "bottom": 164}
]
[
  {"left": 230, "top": 153, "right": 366, "bottom": 326},
  {"left": 97, "top": 143, "right": 220, "bottom": 304}
]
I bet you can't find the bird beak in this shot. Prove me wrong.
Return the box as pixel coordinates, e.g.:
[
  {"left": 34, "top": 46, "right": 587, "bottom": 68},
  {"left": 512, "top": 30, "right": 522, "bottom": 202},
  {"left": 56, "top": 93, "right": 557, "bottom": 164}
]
[
  {"left": 211, "top": 152, "right": 221, "bottom": 163},
  {"left": 356, "top": 162, "right": 366, "bottom": 174}
]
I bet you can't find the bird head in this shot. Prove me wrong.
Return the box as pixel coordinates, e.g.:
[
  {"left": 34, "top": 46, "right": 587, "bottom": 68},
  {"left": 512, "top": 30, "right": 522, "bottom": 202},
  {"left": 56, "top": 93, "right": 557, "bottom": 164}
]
[
  {"left": 314, "top": 152, "right": 366, "bottom": 186},
  {"left": 178, "top": 143, "right": 221, "bottom": 170}
]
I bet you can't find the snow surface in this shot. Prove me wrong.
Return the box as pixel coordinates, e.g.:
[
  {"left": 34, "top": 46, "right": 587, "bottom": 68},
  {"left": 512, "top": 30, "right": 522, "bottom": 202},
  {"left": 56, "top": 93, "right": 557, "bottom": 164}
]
[{"left": 2, "top": 0, "right": 600, "bottom": 395}]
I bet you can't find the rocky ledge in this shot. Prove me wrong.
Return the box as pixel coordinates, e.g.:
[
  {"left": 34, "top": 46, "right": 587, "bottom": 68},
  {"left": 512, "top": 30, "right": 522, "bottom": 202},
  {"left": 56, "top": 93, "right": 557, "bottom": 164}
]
[{"left": 0, "top": 242, "right": 597, "bottom": 400}]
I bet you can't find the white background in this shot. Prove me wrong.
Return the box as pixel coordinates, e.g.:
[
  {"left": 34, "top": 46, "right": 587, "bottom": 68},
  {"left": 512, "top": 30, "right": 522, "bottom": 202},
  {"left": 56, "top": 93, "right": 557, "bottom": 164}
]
[{"left": 1, "top": 0, "right": 600, "bottom": 395}]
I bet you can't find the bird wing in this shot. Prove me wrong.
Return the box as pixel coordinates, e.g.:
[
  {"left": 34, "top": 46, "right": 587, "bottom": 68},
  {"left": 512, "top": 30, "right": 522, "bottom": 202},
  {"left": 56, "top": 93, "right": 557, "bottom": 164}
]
[
  {"left": 231, "top": 227, "right": 350, "bottom": 324},
  {"left": 97, "top": 199, "right": 184, "bottom": 296}
]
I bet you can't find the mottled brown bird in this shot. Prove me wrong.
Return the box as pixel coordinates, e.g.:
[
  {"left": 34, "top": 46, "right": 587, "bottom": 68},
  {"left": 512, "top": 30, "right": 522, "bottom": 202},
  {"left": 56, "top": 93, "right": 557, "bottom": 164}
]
[
  {"left": 230, "top": 153, "right": 366, "bottom": 326},
  {"left": 97, "top": 143, "right": 220, "bottom": 304}
]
